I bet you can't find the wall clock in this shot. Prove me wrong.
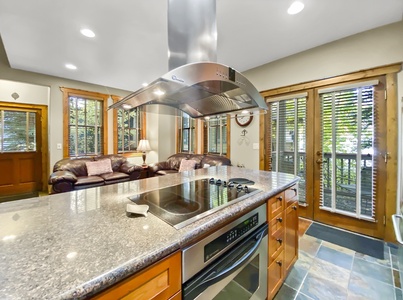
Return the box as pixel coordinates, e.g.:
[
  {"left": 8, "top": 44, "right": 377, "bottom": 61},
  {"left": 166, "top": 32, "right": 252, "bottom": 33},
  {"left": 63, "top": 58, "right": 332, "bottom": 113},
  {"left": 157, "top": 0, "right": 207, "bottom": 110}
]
[{"left": 235, "top": 113, "right": 253, "bottom": 127}]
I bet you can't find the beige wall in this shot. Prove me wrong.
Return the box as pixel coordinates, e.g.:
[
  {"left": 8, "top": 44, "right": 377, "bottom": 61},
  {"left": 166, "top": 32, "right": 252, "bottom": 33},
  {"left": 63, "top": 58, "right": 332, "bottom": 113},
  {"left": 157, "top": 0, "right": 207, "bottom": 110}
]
[
  {"left": 0, "top": 37, "right": 177, "bottom": 174},
  {"left": 240, "top": 20, "right": 403, "bottom": 215}
]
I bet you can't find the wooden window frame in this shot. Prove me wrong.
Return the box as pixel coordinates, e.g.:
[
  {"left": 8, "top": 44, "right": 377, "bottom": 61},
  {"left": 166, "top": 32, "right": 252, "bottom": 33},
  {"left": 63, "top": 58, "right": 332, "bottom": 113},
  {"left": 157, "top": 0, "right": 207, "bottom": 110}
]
[
  {"left": 60, "top": 87, "right": 109, "bottom": 158},
  {"left": 111, "top": 95, "right": 146, "bottom": 157}
]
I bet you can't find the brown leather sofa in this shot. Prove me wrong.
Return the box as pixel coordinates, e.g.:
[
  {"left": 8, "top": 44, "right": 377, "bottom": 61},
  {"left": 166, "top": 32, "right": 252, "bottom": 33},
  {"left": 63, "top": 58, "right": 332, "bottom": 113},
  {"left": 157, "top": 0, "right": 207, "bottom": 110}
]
[
  {"left": 149, "top": 153, "right": 231, "bottom": 176},
  {"left": 48, "top": 154, "right": 143, "bottom": 194}
]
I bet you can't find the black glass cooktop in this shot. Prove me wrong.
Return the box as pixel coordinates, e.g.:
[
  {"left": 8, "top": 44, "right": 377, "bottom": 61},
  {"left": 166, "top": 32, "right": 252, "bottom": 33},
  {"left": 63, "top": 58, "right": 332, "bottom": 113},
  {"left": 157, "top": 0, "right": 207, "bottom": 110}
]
[{"left": 128, "top": 178, "right": 261, "bottom": 229}]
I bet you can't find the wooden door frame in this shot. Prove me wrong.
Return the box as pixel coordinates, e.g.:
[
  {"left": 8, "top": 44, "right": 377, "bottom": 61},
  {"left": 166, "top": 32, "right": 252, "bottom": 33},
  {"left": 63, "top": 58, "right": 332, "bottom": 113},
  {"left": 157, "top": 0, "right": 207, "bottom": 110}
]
[
  {"left": 0, "top": 102, "right": 49, "bottom": 192},
  {"left": 260, "top": 62, "right": 402, "bottom": 241},
  {"left": 312, "top": 77, "right": 386, "bottom": 239}
]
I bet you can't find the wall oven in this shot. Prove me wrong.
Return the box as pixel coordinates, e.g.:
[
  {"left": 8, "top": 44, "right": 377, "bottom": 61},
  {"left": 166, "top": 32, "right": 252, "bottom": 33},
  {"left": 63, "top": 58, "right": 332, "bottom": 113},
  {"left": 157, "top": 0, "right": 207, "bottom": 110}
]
[{"left": 182, "top": 204, "right": 267, "bottom": 300}]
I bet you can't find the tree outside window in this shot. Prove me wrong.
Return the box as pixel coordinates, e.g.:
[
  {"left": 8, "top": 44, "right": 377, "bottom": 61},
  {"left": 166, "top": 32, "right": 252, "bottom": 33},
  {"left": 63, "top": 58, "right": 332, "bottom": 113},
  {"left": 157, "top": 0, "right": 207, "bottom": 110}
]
[
  {"left": 117, "top": 108, "right": 141, "bottom": 153},
  {"left": 61, "top": 88, "right": 108, "bottom": 157},
  {"left": 180, "top": 113, "right": 195, "bottom": 153},
  {"left": 206, "top": 116, "right": 227, "bottom": 155}
]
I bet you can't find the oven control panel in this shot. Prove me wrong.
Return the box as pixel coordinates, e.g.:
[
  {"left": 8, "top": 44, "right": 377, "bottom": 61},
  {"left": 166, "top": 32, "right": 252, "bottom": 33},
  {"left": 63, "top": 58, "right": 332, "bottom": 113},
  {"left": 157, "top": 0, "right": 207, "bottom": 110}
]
[{"left": 204, "top": 213, "right": 259, "bottom": 262}]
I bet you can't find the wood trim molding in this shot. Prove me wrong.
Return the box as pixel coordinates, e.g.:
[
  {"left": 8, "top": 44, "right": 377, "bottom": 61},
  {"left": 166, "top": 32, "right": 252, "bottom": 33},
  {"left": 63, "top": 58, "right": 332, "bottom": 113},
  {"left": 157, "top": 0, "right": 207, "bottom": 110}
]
[
  {"left": 260, "top": 63, "right": 402, "bottom": 98},
  {"left": 226, "top": 115, "right": 231, "bottom": 159},
  {"left": 385, "top": 72, "right": 399, "bottom": 242},
  {"left": 60, "top": 87, "right": 109, "bottom": 157}
]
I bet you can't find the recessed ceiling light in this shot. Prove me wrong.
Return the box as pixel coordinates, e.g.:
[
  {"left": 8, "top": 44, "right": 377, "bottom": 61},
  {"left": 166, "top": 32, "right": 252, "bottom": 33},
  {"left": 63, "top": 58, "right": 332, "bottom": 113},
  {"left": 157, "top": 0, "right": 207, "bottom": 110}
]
[
  {"left": 65, "top": 63, "right": 77, "bottom": 70},
  {"left": 2, "top": 235, "right": 16, "bottom": 241},
  {"left": 288, "top": 1, "right": 304, "bottom": 15},
  {"left": 66, "top": 251, "right": 77, "bottom": 259},
  {"left": 80, "top": 28, "right": 95, "bottom": 38},
  {"left": 142, "top": 82, "right": 148, "bottom": 87}
]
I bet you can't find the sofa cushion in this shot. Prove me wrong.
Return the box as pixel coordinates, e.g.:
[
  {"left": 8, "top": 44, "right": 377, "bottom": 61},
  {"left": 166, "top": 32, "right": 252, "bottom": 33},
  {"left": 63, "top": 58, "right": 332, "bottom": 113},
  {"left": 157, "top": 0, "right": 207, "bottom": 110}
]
[
  {"left": 100, "top": 172, "right": 130, "bottom": 182},
  {"left": 201, "top": 155, "right": 231, "bottom": 167},
  {"left": 86, "top": 159, "right": 113, "bottom": 176},
  {"left": 156, "top": 169, "right": 179, "bottom": 176},
  {"left": 53, "top": 158, "right": 93, "bottom": 177},
  {"left": 166, "top": 153, "right": 190, "bottom": 170},
  {"left": 189, "top": 154, "right": 204, "bottom": 169},
  {"left": 178, "top": 159, "right": 197, "bottom": 172},
  {"left": 94, "top": 154, "right": 126, "bottom": 172},
  {"left": 74, "top": 176, "right": 105, "bottom": 186}
]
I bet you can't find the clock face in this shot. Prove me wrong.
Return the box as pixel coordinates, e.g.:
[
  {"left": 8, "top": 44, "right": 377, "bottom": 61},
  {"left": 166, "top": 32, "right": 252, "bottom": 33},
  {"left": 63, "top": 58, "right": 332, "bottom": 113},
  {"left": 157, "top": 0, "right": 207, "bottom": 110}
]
[{"left": 235, "top": 113, "right": 253, "bottom": 127}]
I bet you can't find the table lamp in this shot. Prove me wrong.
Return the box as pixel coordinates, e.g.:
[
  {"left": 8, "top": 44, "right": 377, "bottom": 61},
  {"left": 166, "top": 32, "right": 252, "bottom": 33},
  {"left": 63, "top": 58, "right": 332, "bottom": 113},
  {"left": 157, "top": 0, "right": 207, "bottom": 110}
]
[{"left": 137, "top": 139, "right": 151, "bottom": 166}]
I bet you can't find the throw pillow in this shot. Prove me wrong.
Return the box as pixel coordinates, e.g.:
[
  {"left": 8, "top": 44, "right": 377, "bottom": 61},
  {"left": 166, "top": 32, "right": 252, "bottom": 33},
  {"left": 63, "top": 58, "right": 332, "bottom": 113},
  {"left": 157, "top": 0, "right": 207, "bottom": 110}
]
[
  {"left": 203, "top": 163, "right": 211, "bottom": 168},
  {"left": 86, "top": 159, "right": 113, "bottom": 176},
  {"left": 178, "top": 159, "right": 197, "bottom": 172}
]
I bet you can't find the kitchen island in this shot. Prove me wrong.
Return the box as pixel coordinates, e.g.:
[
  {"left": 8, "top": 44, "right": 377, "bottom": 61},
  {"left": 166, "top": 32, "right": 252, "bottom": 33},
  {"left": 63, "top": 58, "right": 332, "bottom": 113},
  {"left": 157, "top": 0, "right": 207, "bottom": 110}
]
[{"left": 0, "top": 166, "right": 299, "bottom": 299}]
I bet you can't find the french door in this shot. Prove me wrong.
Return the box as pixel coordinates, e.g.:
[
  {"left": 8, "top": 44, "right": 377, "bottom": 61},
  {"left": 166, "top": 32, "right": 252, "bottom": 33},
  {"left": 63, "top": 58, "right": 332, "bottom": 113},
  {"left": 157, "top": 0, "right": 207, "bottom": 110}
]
[{"left": 267, "top": 78, "right": 386, "bottom": 238}]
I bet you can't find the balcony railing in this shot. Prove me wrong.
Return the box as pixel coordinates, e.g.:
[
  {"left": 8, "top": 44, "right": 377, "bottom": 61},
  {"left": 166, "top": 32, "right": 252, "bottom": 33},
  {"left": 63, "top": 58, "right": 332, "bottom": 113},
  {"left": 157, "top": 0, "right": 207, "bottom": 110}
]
[{"left": 274, "top": 151, "right": 373, "bottom": 217}]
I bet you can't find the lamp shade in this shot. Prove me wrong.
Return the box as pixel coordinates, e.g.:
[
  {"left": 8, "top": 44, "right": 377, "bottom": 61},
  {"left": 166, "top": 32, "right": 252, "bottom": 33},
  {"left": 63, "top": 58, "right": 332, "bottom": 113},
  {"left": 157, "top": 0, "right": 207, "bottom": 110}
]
[{"left": 137, "top": 139, "right": 151, "bottom": 152}]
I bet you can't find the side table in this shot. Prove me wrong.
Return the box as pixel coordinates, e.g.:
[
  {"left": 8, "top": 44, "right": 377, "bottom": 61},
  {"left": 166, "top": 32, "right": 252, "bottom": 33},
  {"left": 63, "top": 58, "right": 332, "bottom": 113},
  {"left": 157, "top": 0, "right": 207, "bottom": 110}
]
[{"left": 138, "top": 165, "right": 150, "bottom": 179}]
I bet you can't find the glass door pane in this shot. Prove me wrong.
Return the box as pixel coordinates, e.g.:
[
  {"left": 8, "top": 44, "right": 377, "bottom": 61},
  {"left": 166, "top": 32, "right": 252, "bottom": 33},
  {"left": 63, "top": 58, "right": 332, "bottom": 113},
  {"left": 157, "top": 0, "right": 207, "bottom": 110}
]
[{"left": 319, "top": 86, "right": 375, "bottom": 220}]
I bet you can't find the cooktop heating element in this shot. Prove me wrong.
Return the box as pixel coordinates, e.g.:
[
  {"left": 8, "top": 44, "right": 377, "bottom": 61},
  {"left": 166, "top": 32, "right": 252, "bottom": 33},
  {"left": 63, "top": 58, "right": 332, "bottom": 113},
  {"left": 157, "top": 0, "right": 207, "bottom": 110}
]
[{"left": 129, "top": 178, "right": 261, "bottom": 229}]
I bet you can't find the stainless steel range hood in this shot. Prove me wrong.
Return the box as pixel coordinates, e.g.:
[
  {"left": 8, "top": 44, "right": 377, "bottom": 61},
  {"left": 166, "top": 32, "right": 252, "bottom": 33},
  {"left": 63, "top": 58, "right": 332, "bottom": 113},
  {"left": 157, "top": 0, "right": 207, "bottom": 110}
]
[{"left": 109, "top": 0, "right": 267, "bottom": 118}]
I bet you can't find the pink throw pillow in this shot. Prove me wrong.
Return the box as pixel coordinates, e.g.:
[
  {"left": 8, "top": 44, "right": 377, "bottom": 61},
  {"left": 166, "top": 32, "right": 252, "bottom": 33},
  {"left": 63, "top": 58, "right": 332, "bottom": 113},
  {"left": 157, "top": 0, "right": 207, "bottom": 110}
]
[
  {"left": 86, "top": 159, "right": 113, "bottom": 176},
  {"left": 178, "top": 159, "right": 197, "bottom": 172}
]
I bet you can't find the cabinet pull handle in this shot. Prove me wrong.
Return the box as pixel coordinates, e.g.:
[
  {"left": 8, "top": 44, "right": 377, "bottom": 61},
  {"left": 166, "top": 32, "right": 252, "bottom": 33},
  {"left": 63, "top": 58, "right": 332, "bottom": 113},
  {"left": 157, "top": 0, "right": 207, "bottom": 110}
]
[
  {"left": 276, "top": 261, "right": 282, "bottom": 267},
  {"left": 277, "top": 196, "right": 283, "bottom": 201},
  {"left": 292, "top": 206, "right": 297, "bottom": 210},
  {"left": 291, "top": 188, "right": 297, "bottom": 195},
  {"left": 276, "top": 238, "right": 282, "bottom": 245},
  {"left": 276, "top": 217, "right": 283, "bottom": 223}
]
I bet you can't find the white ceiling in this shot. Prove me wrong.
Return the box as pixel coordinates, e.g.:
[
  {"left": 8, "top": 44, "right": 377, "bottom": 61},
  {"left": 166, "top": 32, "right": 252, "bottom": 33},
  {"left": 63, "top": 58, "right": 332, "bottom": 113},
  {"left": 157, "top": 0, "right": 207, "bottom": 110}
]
[{"left": 0, "top": 0, "right": 402, "bottom": 92}]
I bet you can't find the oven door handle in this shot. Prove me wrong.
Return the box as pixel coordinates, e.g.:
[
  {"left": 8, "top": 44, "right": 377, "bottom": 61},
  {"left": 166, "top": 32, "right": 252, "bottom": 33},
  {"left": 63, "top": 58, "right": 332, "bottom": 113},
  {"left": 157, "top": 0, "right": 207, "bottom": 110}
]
[{"left": 189, "top": 227, "right": 266, "bottom": 296}]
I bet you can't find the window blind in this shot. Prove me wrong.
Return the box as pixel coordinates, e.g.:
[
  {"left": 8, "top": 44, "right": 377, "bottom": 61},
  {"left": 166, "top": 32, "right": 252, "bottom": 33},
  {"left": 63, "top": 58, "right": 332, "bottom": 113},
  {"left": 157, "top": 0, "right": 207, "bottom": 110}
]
[
  {"left": 0, "top": 110, "right": 36, "bottom": 152},
  {"left": 269, "top": 96, "right": 307, "bottom": 203},
  {"left": 319, "top": 85, "right": 375, "bottom": 220}
]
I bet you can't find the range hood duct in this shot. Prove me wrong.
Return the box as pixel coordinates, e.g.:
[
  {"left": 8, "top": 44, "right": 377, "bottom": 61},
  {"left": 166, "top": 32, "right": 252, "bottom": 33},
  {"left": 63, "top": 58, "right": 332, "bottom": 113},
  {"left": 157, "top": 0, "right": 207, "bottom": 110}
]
[{"left": 109, "top": 0, "right": 268, "bottom": 118}]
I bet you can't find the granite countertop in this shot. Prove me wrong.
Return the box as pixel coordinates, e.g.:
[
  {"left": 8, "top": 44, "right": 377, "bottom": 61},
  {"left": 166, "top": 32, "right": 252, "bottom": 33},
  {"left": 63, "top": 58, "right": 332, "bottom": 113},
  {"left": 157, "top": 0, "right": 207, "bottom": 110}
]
[{"left": 0, "top": 166, "right": 298, "bottom": 299}]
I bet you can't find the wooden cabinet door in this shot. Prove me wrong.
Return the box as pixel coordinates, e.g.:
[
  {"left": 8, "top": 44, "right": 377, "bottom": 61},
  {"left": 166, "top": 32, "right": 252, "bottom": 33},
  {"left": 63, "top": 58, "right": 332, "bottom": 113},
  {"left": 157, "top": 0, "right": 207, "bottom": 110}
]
[
  {"left": 284, "top": 201, "right": 299, "bottom": 274},
  {"left": 92, "top": 251, "right": 181, "bottom": 300}
]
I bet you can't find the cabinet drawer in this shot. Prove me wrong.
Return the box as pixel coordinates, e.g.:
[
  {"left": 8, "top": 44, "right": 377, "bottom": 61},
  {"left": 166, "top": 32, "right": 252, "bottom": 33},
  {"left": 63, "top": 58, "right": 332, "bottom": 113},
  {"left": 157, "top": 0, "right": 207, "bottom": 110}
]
[
  {"left": 267, "top": 192, "right": 284, "bottom": 220},
  {"left": 269, "top": 211, "right": 284, "bottom": 237},
  {"left": 285, "top": 184, "right": 299, "bottom": 206},
  {"left": 268, "top": 250, "right": 284, "bottom": 299},
  {"left": 268, "top": 228, "right": 284, "bottom": 265}
]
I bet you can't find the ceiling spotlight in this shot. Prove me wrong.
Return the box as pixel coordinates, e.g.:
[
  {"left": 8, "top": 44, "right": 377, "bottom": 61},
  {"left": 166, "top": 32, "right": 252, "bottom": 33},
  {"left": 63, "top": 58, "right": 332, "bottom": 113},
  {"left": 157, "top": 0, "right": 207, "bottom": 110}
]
[
  {"left": 65, "top": 63, "right": 77, "bottom": 70},
  {"left": 288, "top": 1, "right": 304, "bottom": 15},
  {"left": 142, "top": 82, "right": 148, "bottom": 87},
  {"left": 80, "top": 28, "right": 95, "bottom": 38}
]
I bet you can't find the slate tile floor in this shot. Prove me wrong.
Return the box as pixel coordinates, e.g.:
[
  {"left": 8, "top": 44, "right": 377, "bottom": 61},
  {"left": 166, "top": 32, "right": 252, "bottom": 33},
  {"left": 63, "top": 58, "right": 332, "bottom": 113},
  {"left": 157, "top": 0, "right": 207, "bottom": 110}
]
[{"left": 274, "top": 218, "right": 402, "bottom": 300}]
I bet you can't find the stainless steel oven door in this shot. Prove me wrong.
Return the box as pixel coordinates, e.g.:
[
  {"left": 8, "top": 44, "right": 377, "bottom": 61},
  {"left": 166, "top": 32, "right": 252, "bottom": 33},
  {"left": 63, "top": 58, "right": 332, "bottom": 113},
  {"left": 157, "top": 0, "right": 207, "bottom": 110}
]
[{"left": 183, "top": 224, "right": 268, "bottom": 300}]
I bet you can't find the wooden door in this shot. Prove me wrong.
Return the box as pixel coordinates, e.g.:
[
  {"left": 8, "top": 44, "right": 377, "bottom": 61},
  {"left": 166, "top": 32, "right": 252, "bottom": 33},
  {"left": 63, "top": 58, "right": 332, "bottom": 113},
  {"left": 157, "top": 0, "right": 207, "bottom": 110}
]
[
  {"left": 0, "top": 103, "right": 47, "bottom": 201},
  {"left": 312, "top": 79, "right": 386, "bottom": 238}
]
